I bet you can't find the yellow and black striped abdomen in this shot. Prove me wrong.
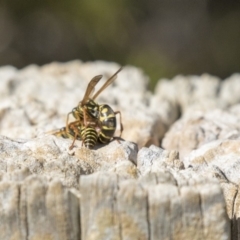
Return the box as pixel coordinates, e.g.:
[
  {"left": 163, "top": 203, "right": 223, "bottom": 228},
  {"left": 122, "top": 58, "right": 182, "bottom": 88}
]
[
  {"left": 98, "top": 104, "right": 116, "bottom": 144},
  {"left": 51, "top": 125, "right": 97, "bottom": 149},
  {"left": 81, "top": 126, "right": 98, "bottom": 149},
  {"left": 52, "top": 125, "right": 82, "bottom": 140}
]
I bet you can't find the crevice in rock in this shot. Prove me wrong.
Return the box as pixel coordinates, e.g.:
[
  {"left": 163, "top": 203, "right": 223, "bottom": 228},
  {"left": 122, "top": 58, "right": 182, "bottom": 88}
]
[
  {"left": 198, "top": 191, "right": 205, "bottom": 238},
  {"left": 116, "top": 176, "right": 123, "bottom": 240},
  {"left": 231, "top": 187, "right": 239, "bottom": 240},
  {"left": 146, "top": 191, "right": 151, "bottom": 240}
]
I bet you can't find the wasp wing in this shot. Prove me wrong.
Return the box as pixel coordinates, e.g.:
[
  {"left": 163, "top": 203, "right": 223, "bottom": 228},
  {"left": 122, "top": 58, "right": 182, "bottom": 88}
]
[
  {"left": 92, "top": 67, "right": 122, "bottom": 100},
  {"left": 81, "top": 75, "right": 102, "bottom": 105}
]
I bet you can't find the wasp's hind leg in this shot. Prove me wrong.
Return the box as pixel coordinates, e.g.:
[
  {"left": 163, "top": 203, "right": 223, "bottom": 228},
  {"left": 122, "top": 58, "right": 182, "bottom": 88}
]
[
  {"left": 67, "top": 121, "right": 82, "bottom": 150},
  {"left": 65, "top": 111, "right": 73, "bottom": 134},
  {"left": 114, "top": 111, "right": 123, "bottom": 138}
]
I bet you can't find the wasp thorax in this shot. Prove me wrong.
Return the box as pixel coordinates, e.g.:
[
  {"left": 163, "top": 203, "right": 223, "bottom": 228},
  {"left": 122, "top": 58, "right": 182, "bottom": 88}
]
[
  {"left": 88, "top": 108, "right": 99, "bottom": 118},
  {"left": 84, "top": 100, "right": 99, "bottom": 118}
]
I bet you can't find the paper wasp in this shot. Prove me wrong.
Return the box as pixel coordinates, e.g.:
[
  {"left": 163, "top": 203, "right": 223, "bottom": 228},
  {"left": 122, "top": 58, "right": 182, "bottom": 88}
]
[
  {"left": 53, "top": 121, "right": 98, "bottom": 149},
  {"left": 51, "top": 67, "right": 123, "bottom": 149}
]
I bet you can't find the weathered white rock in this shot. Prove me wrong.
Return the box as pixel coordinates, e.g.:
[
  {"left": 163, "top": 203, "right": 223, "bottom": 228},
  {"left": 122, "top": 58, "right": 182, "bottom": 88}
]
[
  {"left": 80, "top": 172, "right": 229, "bottom": 240},
  {"left": 0, "top": 66, "right": 17, "bottom": 99},
  {"left": 0, "top": 135, "right": 138, "bottom": 187},
  {"left": 0, "top": 61, "right": 174, "bottom": 147},
  {"left": 162, "top": 109, "right": 240, "bottom": 160},
  {"left": 80, "top": 173, "right": 120, "bottom": 240},
  {"left": 137, "top": 145, "right": 184, "bottom": 176},
  {"left": 220, "top": 74, "right": 240, "bottom": 106},
  {"left": 0, "top": 175, "right": 80, "bottom": 240},
  {"left": 181, "top": 138, "right": 240, "bottom": 239},
  {"left": 0, "top": 181, "right": 22, "bottom": 240},
  {"left": 184, "top": 139, "right": 240, "bottom": 181},
  {"left": 154, "top": 74, "right": 224, "bottom": 113},
  {"left": 121, "top": 109, "right": 167, "bottom": 148},
  {"left": 1, "top": 61, "right": 240, "bottom": 239}
]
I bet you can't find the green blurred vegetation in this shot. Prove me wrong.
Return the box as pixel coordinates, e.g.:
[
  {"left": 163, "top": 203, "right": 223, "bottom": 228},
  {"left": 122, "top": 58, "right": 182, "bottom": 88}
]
[{"left": 0, "top": 0, "right": 240, "bottom": 89}]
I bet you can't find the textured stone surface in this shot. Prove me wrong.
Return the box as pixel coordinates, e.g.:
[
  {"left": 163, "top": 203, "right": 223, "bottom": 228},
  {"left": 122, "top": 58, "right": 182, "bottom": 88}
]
[
  {"left": 0, "top": 61, "right": 169, "bottom": 148},
  {"left": 220, "top": 74, "right": 240, "bottom": 106},
  {"left": 0, "top": 171, "right": 229, "bottom": 240},
  {"left": 184, "top": 139, "right": 240, "bottom": 181},
  {"left": 0, "top": 176, "right": 80, "bottom": 240},
  {"left": 2, "top": 61, "right": 240, "bottom": 239},
  {"left": 80, "top": 173, "right": 120, "bottom": 240},
  {"left": 162, "top": 109, "right": 240, "bottom": 159},
  {"left": 137, "top": 145, "right": 184, "bottom": 176},
  {"left": 154, "top": 74, "right": 225, "bottom": 113},
  {"left": 0, "top": 135, "right": 138, "bottom": 188},
  {"left": 79, "top": 172, "right": 229, "bottom": 240}
]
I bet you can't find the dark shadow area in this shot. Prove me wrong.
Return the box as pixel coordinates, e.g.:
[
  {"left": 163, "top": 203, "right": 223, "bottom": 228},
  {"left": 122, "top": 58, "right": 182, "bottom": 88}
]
[{"left": 94, "top": 137, "right": 126, "bottom": 150}]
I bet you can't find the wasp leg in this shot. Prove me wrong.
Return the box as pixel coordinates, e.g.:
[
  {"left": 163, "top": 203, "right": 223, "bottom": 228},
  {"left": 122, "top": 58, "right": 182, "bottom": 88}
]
[
  {"left": 83, "top": 107, "right": 88, "bottom": 126},
  {"left": 109, "top": 110, "right": 124, "bottom": 145},
  {"left": 66, "top": 111, "right": 73, "bottom": 134},
  {"left": 114, "top": 111, "right": 123, "bottom": 137},
  {"left": 69, "top": 121, "right": 82, "bottom": 150}
]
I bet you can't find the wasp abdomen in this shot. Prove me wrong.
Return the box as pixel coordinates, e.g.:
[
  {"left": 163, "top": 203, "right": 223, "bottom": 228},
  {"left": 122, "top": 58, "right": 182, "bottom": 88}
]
[
  {"left": 81, "top": 126, "right": 98, "bottom": 149},
  {"left": 98, "top": 104, "right": 116, "bottom": 144},
  {"left": 53, "top": 127, "right": 70, "bottom": 138}
]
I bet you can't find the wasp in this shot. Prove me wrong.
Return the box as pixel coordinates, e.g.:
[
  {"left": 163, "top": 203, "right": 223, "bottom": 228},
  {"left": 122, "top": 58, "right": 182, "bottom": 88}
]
[
  {"left": 51, "top": 67, "right": 123, "bottom": 149},
  {"left": 53, "top": 121, "right": 98, "bottom": 149}
]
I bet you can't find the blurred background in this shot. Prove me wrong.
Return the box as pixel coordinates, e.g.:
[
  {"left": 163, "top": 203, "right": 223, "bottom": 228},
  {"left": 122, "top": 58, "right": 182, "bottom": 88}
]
[{"left": 0, "top": 0, "right": 240, "bottom": 89}]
